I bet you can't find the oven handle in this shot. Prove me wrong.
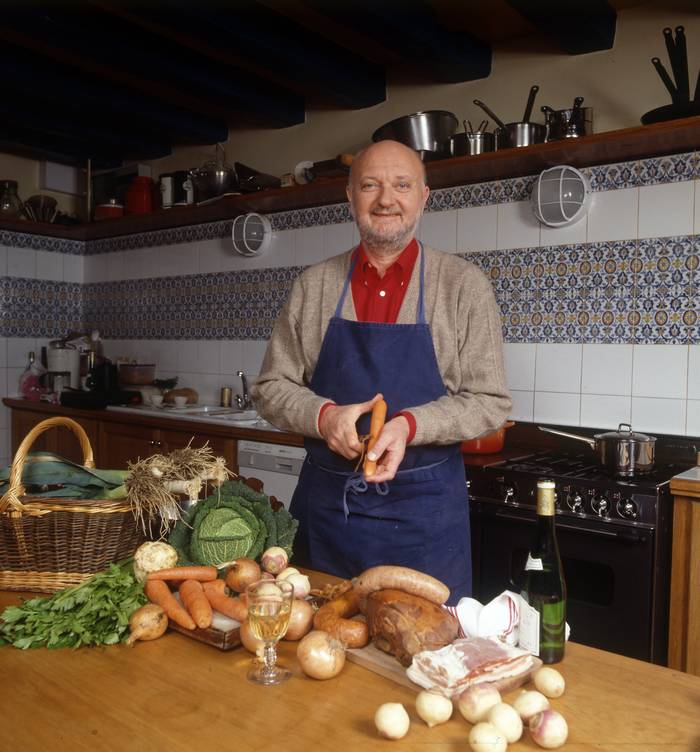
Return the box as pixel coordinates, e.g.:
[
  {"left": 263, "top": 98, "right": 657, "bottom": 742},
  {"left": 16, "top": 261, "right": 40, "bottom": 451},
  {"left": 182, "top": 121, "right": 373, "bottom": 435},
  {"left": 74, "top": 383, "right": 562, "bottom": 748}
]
[{"left": 492, "top": 510, "right": 648, "bottom": 545}]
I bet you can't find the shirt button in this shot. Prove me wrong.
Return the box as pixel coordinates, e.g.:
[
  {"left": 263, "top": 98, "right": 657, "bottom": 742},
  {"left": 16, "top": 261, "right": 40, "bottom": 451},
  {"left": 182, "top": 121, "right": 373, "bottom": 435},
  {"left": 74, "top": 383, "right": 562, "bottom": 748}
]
[{"left": 379, "top": 290, "right": 386, "bottom": 297}]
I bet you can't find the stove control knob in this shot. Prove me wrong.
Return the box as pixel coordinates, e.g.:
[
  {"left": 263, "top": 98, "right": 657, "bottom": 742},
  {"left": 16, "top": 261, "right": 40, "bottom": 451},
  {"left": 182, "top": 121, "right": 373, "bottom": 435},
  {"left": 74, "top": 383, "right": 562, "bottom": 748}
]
[
  {"left": 618, "top": 498, "right": 639, "bottom": 520},
  {"left": 592, "top": 495, "right": 610, "bottom": 517},
  {"left": 503, "top": 486, "right": 515, "bottom": 504},
  {"left": 567, "top": 493, "right": 583, "bottom": 513}
]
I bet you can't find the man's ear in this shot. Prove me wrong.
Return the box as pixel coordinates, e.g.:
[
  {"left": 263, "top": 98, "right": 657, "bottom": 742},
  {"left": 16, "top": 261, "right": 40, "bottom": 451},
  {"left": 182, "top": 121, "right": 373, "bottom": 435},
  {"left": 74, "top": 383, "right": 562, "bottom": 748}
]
[
  {"left": 346, "top": 186, "right": 355, "bottom": 217},
  {"left": 423, "top": 185, "right": 430, "bottom": 207}
]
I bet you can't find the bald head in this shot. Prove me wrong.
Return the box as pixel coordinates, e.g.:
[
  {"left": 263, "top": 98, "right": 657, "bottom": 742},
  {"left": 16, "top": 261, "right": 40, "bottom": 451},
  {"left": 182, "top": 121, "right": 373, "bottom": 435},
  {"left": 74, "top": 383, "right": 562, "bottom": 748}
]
[{"left": 348, "top": 140, "right": 427, "bottom": 189}]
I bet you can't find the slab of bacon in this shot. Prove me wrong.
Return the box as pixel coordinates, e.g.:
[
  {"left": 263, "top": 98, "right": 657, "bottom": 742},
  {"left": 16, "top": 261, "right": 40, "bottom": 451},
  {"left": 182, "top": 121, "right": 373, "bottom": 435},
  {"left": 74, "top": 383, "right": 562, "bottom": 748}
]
[{"left": 406, "top": 636, "right": 538, "bottom": 698}]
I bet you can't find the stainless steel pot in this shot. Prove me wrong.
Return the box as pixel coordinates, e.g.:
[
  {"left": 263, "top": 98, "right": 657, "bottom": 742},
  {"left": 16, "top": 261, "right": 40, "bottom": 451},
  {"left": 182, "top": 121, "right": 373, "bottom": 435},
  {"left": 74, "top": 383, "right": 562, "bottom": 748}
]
[
  {"left": 495, "top": 122, "right": 547, "bottom": 149},
  {"left": 372, "top": 110, "right": 459, "bottom": 155},
  {"left": 539, "top": 423, "right": 657, "bottom": 477},
  {"left": 447, "top": 131, "right": 495, "bottom": 156}
]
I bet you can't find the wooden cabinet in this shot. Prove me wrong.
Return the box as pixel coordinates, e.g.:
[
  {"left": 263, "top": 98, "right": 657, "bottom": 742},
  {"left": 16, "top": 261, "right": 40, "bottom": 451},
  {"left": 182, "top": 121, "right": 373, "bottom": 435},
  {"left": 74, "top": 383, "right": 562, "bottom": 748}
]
[{"left": 11, "top": 409, "right": 99, "bottom": 466}]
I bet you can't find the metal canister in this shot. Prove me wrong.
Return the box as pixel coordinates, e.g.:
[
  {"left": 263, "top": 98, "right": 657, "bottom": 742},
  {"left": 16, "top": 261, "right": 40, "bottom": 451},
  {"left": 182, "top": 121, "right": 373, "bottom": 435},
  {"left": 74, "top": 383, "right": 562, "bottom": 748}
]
[{"left": 220, "top": 386, "right": 232, "bottom": 408}]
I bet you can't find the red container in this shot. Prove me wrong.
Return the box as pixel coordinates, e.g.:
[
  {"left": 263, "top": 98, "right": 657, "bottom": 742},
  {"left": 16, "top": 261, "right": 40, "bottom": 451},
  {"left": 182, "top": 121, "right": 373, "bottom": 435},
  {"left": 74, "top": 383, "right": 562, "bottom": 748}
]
[
  {"left": 125, "top": 176, "right": 153, "bottom": 214},
  {"left": 94, "top": 199, "right": 124, "bottom": 220},
  {"left": 461, "top": 421, "right": 515, "bottom": 454}
]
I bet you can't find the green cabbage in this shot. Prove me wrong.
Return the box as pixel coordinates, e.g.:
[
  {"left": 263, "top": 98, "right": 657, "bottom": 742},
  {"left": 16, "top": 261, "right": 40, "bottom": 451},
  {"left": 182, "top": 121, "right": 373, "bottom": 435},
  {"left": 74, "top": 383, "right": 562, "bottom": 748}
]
[{"left": 169, "top": 480, "right": 298, "bottom": 567}]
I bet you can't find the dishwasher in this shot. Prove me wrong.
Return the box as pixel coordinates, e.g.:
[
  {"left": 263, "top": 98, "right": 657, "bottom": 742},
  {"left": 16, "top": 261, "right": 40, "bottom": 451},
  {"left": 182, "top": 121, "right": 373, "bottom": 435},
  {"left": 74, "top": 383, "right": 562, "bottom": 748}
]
[{"left": 237, "top": 440, "right": 306, "bottom": 509}]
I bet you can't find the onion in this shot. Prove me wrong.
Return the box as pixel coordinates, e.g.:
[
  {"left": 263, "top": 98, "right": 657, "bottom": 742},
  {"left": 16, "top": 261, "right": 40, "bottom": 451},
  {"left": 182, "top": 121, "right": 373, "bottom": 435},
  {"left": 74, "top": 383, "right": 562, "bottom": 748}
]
[
  {"left": 458, "top": 684, "right": 501, "bottom": 724},
  {"left": 469, "top": 722, "right": 507, "bottom": 752},
  {"left": 261, "top": 546, "right": 289, "bottom": 575},
  {"left": 374, "top": 703, "right": 410, "bottom": 740},
  {"left": 512, "top": 690, "right": 550, "bottom": 722},
  {"left": 225, "top": 558, "right": 261, "bottom": 593},
  {"left": 125, "top": 604, "right": 168, "bottom": 646},
  {"left": 285, "top": 572, "right": 311, "bottom": 599},
  {"left": 533, "top": 667, "right": 566, "bottom": 698},
  {"left": 529, "top": 709, "right": 569, "bottom": 749},
  {"left": 415, "top": 690, "right": 453, "bottom": 727},
  {"left": 277, "top": 566, "right": 300, "bottom": 580},
  {"left": 282, "top": 598, "right": 315, "bottom": 641},
  {"left": 296, "top": 630, "right": 346, "bottom": 679},
  {"left": 239, "top": 619, "right": 265, "bottom": 657}
]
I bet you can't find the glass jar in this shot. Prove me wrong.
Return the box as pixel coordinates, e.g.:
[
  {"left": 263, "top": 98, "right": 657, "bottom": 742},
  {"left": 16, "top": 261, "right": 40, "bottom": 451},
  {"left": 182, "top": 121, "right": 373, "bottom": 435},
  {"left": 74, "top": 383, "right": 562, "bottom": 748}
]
[{"left": 0, "top": 180, "right": 23, "bottom": 219}]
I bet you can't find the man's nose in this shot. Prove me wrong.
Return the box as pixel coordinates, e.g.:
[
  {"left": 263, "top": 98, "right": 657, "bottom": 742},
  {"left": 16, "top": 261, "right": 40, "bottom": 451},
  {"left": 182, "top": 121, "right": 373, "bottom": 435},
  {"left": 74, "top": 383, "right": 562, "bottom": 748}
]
[{"left": 376, "top": 184, "right": 396, "bottom": 205}]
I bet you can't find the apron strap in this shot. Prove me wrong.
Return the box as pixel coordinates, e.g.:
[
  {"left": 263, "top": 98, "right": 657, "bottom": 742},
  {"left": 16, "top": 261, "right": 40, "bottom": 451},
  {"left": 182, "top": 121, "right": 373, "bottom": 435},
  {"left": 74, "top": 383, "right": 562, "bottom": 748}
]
[{"left": 334, "top": 243, "right": 427, "bottom": 324}]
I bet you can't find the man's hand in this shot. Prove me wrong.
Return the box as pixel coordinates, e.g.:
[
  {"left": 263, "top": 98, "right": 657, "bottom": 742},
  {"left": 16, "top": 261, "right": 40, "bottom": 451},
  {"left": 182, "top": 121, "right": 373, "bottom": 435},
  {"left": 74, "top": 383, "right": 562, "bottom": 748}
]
[
  {"left": 319, "top": 393, "right": 384, "bottom": 460},
  {"left": 364, "top": 415, "right": 410, "bottom": 483}
]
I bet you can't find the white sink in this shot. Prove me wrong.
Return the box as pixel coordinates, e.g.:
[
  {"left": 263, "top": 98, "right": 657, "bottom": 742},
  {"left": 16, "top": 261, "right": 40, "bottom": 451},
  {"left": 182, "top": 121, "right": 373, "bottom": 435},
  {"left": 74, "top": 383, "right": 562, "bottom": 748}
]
[{"left": 107, "top": 404, "right": 263, "bottom": 426}]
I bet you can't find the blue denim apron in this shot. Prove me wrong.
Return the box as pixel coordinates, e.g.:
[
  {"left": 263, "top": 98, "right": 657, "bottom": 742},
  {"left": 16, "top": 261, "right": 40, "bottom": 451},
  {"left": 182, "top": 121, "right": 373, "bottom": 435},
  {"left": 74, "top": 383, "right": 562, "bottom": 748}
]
[{"left": 289, "top": 244, "right": 471, "bottom": 603}]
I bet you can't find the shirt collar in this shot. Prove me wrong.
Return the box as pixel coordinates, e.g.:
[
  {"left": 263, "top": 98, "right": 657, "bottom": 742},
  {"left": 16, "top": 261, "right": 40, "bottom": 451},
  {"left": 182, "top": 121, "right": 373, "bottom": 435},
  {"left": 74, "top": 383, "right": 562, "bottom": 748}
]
[{"left": 357, "top": 238, "right": 419, "bottom": 275}]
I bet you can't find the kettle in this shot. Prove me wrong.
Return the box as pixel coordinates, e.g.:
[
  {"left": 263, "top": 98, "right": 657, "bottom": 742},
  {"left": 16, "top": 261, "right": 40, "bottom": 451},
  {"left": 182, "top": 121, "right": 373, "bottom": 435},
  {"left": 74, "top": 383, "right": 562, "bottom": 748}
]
[{"left": 188, "top": 144, "right": 238, "bottom": 203}]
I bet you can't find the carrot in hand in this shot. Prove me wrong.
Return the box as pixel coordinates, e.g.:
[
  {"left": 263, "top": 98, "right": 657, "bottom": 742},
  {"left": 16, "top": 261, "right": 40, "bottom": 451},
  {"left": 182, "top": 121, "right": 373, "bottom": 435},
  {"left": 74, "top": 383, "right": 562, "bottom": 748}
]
[
  {"left": 144, "top": 579, "right": 196, "bottom": 631},
  {"left": 146, "top": 566, "right": 217, "bottom": 582},
  {"left": 202, "top": 580, "right": 248, "bottom": 622},
  {"left": 179, "top": 579, "right": 213, "bottom": 629},
  {"left": 364, "top": 398, "right": 387, "bottom": 478}
]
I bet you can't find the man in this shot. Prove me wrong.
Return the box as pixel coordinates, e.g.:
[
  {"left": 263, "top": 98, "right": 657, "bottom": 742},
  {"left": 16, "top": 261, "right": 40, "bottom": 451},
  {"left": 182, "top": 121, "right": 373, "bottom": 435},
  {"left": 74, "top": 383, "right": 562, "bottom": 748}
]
[{"left": 251, "top": 139, "right": 511, "bottom": 602}]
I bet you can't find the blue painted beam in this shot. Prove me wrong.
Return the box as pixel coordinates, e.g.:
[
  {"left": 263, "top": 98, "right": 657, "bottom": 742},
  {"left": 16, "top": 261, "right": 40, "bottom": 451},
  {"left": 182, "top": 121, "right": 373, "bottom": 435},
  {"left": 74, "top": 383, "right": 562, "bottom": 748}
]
[{"left": 505, "top": 0, "right": 617, "bottom": 54}]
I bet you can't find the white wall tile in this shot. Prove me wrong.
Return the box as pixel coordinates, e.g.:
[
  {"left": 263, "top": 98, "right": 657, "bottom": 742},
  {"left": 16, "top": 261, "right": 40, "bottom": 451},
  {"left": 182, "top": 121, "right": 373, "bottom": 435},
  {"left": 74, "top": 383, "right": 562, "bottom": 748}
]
[
  {"left": 323, "top": 222, "right": 355, "bottom": 260},
  {"left": 0, "top": 338, "right": 6, "bottom": 368},
  {"left": 7, "top": 338, "right": 36, "bottom": 368},
  {"left": 686, "top": 400, "right": 700, "bottom": 436},
  {"left": 7, "top": 246, "right": 36, "bottom": 278},
  {"left": 632, "top": 345, "right": 688, "bottom": 399},
  {"left": 221, "top": 340, "right": 244, "bottom": 377},
  {"left": 580, "top": 394, "right": 632, "bottom": 429},
  {"left": 534, "top": 392, "right": 581, "bottom": 426},
  {"left": 62, "top": 254, "right": 83, "bottom": 283},
  {"left": 638, "top": 180, "right": 694, "bottom": 239},
  {"left": 6, "top": 367, "right": 22, "bottom": 396},
  {"left": 106, "top": 250, "right": 126, "bottom": 281},
  {"left": 509, "top": 390, "right": 534, "bottom": 422},
  {"left": 193, "top": 341, "right": 222, "bottom": 374},
  {"left": 688, "top": 345, "right": 700, "bottom": 400},
  {"left": 497, "top": 201, "right": 540, "bottom": 250},
  {"left": 631, "top": 397, "right": 686, "bottom": 434},
  {"left": 504, "top": 343, "right": 536, "bottom": 390},
  {"left": 0, "top": 427, "right": 9, "bottom": 468},
  {"left": 0, "top": 246, "right": 7, "bottom": 275},
  {"left": 168, "top": 243, "right": 199, "bottom": 277},
  {"left": 139, "top": 246, "right": 162, "bottom": 278},
  {"left": 457, "top": 204, "right": 497, "bottom": 253},
  {"left": 535, "top": 343, "right": 582, "bottom": 393},
  {"left": 587, "top": 187, "right": 638, "bottom": 242},
  {"left": 241, "top": 339, "right": 269, "bottom": 374},
  {"left": 581, "top": 344, "right": 633, "bottom": 395},
  {"left": 155, "top": 341, "right": 179, "bottom": 374},
  {"left": 265, "top": 229, "right": 296, "bottom": 268},
  {"left": 419, "top": 209, "right": 457, "bottom": 252},
  {"left": 35, "top": 250, "right": 63, "bottom": 281},
  {"left": 0, "top": 369, "right": 7, "bottom": 427},
  {"left": 198, "top": 238, "right": 224, "bottom": 274},
  {"left": 540, "top": 213, "right": 587, "bottom": 246},
  {"left": 82, "top": 254, "right": 105, "bottom": 283},
  {"left": 176, "top": 340, "right": 199, "bottom": 372},
  {"left": 296, "top": 226, "right": 324, "bottom": 266}
]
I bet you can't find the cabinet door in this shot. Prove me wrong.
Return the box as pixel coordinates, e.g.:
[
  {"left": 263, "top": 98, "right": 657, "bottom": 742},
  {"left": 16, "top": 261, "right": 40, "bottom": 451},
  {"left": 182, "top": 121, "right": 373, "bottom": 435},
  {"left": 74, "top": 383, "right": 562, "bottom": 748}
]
[
  {"left": 11, "top": 409, "right": 99, "bottom": 465},
  {"left": 160, "top": 427, "right": 236, "bottom": 469},
  {"left": 99, "top": 421, "right": 160, "bottom": 470}
]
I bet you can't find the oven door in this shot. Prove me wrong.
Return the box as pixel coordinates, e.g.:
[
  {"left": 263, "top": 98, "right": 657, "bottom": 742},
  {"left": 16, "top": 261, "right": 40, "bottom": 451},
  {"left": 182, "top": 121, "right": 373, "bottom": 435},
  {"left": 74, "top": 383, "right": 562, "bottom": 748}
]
[{"left": 470, "top": 501, "right": 659, "bottom": 662}]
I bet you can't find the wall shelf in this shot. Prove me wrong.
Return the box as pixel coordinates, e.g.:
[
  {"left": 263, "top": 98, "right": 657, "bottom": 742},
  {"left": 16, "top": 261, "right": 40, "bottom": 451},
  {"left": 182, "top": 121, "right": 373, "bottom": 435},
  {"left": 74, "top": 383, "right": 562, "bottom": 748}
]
[{"left": 2, "top": 115, "right": 700, "bottom": 242}]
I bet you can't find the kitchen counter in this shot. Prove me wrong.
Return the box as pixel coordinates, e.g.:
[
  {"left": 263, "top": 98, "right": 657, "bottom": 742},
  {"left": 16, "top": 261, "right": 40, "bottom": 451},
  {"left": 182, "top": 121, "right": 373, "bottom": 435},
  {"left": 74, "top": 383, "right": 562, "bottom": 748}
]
[{"left": 2, "top": 577, "right": 700, "bottom": 752}]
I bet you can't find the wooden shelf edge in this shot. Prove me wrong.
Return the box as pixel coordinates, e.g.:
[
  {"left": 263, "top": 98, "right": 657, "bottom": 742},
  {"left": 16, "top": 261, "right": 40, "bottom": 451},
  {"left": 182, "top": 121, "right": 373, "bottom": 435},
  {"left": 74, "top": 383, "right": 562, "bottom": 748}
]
[{"left": 3, "top": 116, "right": 700, "bottom": 242}]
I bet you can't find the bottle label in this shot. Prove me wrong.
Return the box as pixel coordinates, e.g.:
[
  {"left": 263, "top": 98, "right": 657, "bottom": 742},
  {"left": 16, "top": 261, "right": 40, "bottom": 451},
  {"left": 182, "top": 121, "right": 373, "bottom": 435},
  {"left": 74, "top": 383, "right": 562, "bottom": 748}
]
[
  {"left": 524, "top": 553, "right": 544, "bottom": 571},
  {"left": 517, "top": 595, "right": 540, "bottom": 655}
]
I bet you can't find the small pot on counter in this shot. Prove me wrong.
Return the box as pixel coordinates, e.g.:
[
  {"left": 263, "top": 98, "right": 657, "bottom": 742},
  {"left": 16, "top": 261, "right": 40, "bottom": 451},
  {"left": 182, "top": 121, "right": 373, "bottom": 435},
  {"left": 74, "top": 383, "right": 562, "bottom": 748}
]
[
  {"left": 462, "top": 421, "right": 515, "bottom": 454},
  {"left": 539, "top": 423, "right": 656, "bottom": 477}
]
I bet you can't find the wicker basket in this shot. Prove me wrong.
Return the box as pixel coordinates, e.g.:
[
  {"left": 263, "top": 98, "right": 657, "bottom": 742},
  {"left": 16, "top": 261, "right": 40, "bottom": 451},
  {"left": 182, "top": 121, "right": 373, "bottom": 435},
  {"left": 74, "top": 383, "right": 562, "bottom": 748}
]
[{"left": 0, "top": 416, "right": 145, "bottom": 592}]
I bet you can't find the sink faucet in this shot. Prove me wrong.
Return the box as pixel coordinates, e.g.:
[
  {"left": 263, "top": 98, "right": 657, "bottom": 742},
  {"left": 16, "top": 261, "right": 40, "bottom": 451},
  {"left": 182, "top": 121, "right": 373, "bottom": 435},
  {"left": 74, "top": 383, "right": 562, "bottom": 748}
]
[{"left": 236, "top": 370, "right": 251, "bottom": 409}]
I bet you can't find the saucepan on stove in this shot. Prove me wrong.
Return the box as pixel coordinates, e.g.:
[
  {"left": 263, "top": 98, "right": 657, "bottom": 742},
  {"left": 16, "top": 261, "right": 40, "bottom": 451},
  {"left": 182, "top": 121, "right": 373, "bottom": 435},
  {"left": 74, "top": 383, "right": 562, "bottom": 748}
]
[
  {"left": 538, "top": 423, "right": 657, "bottom": 477},
  {"left": 462, "top": 421, "right": 515, "bottom": 454}
]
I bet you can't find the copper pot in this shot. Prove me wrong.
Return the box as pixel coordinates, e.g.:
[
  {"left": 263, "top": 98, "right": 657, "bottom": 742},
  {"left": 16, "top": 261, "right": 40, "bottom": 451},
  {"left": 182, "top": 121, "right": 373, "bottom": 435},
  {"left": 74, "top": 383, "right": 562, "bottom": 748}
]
[{"left": 461, "top": 421, "right": 515, "bottom": 454}]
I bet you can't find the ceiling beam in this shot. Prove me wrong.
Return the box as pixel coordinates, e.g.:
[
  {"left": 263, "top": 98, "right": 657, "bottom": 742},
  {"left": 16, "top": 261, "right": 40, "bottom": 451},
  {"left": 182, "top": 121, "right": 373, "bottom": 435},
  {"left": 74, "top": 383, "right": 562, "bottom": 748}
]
[{"left": 505, "top": 0, "right": 617, "bottom": 54}]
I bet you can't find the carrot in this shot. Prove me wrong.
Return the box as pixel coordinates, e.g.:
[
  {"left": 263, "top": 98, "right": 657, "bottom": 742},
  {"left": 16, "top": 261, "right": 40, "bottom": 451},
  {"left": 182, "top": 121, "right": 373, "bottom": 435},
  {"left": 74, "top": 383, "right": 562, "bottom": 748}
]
[
  {"left": 179, "top": 579, "right": 213, "bottom": 629},
  {"left": 146, "top": 566, "right": 217, "bottom": 582},
  {"left": 144, "top": 579, "right": 196, "bottom": 630},
  {"left": 202, "top": 580, "right": 248, "bottom": 622},
  {"left": 364, "top": 398, "right": 387, "bottom": 478}
]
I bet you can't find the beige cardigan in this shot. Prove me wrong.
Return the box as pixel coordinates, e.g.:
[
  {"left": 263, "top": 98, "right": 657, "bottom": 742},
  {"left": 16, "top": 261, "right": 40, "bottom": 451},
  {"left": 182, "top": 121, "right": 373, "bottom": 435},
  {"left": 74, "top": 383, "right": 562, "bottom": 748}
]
[{"left": 251, "top": 244, "right": 512, "bottom": 446}]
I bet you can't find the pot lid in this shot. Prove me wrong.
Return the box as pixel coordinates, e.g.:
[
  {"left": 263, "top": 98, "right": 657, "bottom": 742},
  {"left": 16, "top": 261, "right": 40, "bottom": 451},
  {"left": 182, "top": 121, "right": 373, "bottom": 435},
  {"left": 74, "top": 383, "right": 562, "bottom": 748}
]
[{"left": 594, "top": 423, "right": 656, "bottom": 443}]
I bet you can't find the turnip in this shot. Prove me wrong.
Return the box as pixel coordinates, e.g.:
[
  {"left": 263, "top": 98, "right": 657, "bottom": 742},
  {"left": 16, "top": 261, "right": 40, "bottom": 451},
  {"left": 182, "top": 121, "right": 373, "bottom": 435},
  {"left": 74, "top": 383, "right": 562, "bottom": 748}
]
[
  {"left": 374, "top": 702, "right": 410, "bottom": 740},
  {"left": 487, "top": 702, "right": 523, "bottom": 743},
  {"left": 512, "top": 689, "right": 550, "bottom": 721},
  {"left": 530, "top": 709, "right": 569, "bottom": 748},
  {"left": 415, "top": 690, "right": 453, "bottom": 727},
  {"left": 533, "top": 667, "right": 566, "bottom": 698},
  {"left": 261, "top": 546, "right": 288, "bottom": 575},
  {"left": 458, "top": 684, "right": 501, "bottom": 724},
  {"left": 468, "top": 722, "right": 507, "bottom": 752}
]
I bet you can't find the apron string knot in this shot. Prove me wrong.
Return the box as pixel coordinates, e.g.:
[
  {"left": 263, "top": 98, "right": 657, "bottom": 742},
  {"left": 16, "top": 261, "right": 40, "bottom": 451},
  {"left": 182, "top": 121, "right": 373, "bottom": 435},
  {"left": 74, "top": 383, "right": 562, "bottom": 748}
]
[{"left": 342, "top": 474, "right": 367, "bottom": 520}]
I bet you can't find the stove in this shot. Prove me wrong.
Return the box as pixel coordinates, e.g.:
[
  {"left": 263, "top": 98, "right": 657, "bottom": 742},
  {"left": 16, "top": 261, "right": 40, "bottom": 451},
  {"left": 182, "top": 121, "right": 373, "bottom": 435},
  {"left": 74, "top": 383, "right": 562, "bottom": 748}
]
[{"left": 466, "top": 450, "right": 694, "bottom": 664}]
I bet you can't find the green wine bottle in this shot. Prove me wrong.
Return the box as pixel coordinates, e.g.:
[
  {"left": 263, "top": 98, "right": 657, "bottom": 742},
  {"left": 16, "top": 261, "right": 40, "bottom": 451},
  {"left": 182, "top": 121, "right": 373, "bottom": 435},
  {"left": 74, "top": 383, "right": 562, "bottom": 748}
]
[{"left": 520, "top": 479, "right": 567, "bottom": 664}]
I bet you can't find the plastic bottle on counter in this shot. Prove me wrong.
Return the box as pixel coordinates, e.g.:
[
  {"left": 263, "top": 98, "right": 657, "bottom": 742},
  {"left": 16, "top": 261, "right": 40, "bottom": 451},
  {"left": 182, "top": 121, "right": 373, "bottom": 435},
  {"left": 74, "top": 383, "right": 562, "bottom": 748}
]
[{"left": 19, "top": 351, "right": 47, "bottom": 402}]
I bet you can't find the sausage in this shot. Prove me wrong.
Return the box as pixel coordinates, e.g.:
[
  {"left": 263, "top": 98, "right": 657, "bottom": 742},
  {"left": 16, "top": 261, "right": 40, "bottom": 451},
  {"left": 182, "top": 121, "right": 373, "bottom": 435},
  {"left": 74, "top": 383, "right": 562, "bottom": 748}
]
[
  {"left": 313, "top": 588, "right": 369, "bottom": 648},
  {"left": 352, "top": 566, "right": 450, "bottom": 607},
  {"left": 364, "top": 399, "right": 387, "bottom": 478}
]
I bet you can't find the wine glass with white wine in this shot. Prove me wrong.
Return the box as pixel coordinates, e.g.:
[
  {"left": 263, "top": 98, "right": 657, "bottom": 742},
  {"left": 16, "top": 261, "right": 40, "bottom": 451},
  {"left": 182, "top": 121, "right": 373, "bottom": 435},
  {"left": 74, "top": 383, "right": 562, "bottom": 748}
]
[{"left": 246, "top": 578, "right": 294, "bottom": 685}]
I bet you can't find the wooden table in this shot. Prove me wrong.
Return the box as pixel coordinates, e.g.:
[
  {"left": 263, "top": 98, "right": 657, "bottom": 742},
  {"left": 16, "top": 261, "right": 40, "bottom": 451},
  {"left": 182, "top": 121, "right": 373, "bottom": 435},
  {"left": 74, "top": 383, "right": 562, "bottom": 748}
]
[{"left": 2, "top": 589, "right": 700, "bottom": 751}]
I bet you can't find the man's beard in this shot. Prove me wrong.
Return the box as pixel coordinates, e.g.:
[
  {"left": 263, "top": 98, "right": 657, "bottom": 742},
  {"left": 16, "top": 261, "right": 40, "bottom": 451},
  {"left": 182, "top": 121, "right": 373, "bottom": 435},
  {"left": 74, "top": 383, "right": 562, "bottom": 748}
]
[{"left": 356, "top": 209, "right": 422, "bottom": 255}]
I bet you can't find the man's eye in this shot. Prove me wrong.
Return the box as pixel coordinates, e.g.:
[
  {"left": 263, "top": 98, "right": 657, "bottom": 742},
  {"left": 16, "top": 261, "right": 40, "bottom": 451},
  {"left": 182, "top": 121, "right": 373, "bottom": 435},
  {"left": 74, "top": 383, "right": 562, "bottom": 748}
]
[
  {"left": 361, "top": 182, "right": 378, "bottom": 191},
  {"left": 397, "top": 182, "right": 411, "bottom": 190}
]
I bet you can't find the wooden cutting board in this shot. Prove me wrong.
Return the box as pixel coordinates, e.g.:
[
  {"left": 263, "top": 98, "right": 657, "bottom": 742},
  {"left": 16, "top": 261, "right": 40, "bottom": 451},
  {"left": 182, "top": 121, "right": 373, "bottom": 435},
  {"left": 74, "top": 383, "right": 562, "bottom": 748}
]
[
  {"left": 346, "top": 643, "right": 419, "bottom": 691},
  {"left": 169, "top": 620, "right": 242, "bottom": 650}
]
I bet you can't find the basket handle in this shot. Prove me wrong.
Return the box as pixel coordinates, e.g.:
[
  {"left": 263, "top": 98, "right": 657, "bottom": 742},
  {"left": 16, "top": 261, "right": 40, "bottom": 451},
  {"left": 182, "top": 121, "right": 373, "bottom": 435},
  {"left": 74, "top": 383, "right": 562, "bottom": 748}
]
[{"left": 0, "top": 416, "right": 95, "bottom": 514}]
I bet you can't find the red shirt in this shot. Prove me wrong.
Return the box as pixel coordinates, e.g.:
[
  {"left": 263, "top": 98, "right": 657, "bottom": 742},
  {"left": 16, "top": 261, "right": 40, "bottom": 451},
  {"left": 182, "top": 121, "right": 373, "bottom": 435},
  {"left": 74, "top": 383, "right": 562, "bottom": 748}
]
[{"left": 319, "top": 239, "right": 419, "bottom": 443}]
